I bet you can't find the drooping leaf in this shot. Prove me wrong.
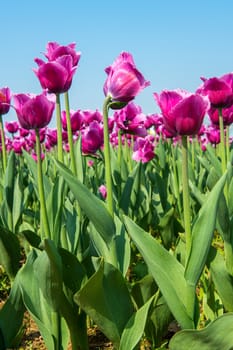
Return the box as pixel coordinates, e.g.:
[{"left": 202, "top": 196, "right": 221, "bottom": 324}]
[
  {"left": 169, "top": 313, "right": 233, "bottom": 350},
  {"left": 123, "top": 216, "right": 193, "bottom": 329},
  {"left": 0, "top": 226, "right": 21, "bottom": 279}
]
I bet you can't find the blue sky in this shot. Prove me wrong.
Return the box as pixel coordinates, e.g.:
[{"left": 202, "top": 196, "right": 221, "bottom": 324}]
[{"left": 1, "top": 0, "right": 233, "bottom": 124}]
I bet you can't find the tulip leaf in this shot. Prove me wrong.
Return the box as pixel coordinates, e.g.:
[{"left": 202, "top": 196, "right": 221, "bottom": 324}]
[
  {"left": 74, "top": 259, "right": 134, "bottom": 347},
  {"left": 54, "top": 159, "right": 116, "bottom": 245},
  {"left": 123, "top": 215, "right": 193, "bottom": 329},
  {"left": 0, "top": 226, "right": 21, "bottom": 279},
  {"left": 184, "top": 170, "right": 228, "bottom": 286},
  {"left": 169, "top": 313, "right": 233, "bottom": 350},
  {"left": 119, "top": 295, "right": 155, "bottom": 350}
]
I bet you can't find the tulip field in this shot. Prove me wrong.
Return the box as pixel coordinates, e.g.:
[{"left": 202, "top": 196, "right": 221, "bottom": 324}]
[{"left": 1, "top": 41, "right": 233, "bottom": 349}]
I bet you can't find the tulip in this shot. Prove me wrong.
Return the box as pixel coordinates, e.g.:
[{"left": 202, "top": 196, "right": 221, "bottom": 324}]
[
  {"left": 44, "top": 41, "right": 81, "bottom": 67},
  {"left": 132, "top": 135, "right": 155, "bottom": 163},
  {"left": 5, "top": 121, "right": 19, "bottom": 134},
  {"left": 81, "top": 120, "right": 103, "bottom": 154},
  {"left": 103, "top": 52, "right": 150, "bottom": 106},
  {"left": 154, "top": 89, "right": 209, "bottom": 136},
  {"left": 0, "top": 87, "right": 11, "bottom": 115},
  {"left": 208, "top": 105, "right": 233, "bottom": 127},
  {"left": 34, "top": 56, "right": 77, "bottom": 94},
  {"left": 61, "top": 109, "right": 84, "bottom": 132},
  {"left": 13, "top": 93, "right": 55, "bottom": 130},
  {"left": 197, "top": 73, "right": 233, "bottom": 108}
]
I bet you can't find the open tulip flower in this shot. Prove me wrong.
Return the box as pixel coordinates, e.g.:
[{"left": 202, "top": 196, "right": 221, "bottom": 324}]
[
  {"left": 197, "top": 73, "right": 233, "bottom": 108},
  {"left": 44, "top": 41, "right": 81, "bottom": 67},
  {"left": 0, "top": 87, "right": 11, "bottom": 115},
  {"left": 103, "top": 52, "right": 150, "bottom": 106},
  {"left": 154, "top": 89, "right": 209, "bottom": 136},
  {"left": 13, "top": 93, "right": 55, "bottom": 130}
]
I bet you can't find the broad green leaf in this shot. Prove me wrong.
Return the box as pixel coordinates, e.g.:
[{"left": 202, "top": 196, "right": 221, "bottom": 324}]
[
  {"left": 210, "top": 249, "right": 233, "bottom": 312},
  {"left": 33, "top": 239, "right": 63, "bottom": 311},
  {"left": 169, "top": 313, "right": 233, "bottom": 350},
  {"left": 54, "top": 159, "right": 116, "bottom": 245},
  {"left": 184, "top": 170, "right": 228, "bottom": 286},
  {"left": 0, "top": 274, "right": 25, "bottom": 348},
  {"left": 123, "top": 216, "right": 193, "bottom": 329},
  {"left": 18, "top": 249, "right": 69, "bottom": 350},
  {"left": 119, "top": 295, "right": 155, "bottom": 350},
  {"left": 74, "top": 259, "right": 134, "bottom": 347},
  {"left": 0, "top": 226, "right": 21, "bottom": 279}
]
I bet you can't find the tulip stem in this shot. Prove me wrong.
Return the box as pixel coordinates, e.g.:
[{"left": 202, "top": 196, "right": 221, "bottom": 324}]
[
  {"left": 64, "top": 91, "right": 77, "bottom": 175},
  {"left": 0, "top": 114, "right": 7, "bottom": 172},
  {"left": 182, "top": 136, "right": 192, "bottom": 263},
  {"left": 103, "top": 95, "right": 114, "bottom": 217},
  {"left": 56, "top": 93, "right": 64, "bottom": 163},
  {"left": 218, "top": 108, "right": 226, "bottom": 174},
  {"left": 35, "top": 129, "right": 51, "bottom": 239}
]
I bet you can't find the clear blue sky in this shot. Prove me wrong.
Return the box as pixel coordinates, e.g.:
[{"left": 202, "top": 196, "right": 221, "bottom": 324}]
[{"left": 1, "top": 0, "right": 233, "bottom": 124}]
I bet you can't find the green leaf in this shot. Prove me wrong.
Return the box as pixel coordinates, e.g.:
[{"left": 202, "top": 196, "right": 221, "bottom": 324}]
[
  {"left": 18, "top": 249, "right": 69, "bottom": 350},
  {"left": 184, "top": 170, "right": 228, "bottom": 286},
  {"left": 169, "top": 313, "right": 233, "bottom": 350},
  {"left": 0, "top": 274, "right": 25, "bottom": 348},
  {"left": 0, "top": 226, "right": 21, "bottom": 279},
  {"left": 119, "top": 295, "right": 155, "bottom": 350},
  {"left": 123, "top": 216, "right": 193, "bottom": 329},
  {"left": 210, "top": 249, "right": 233, "bottom": 312},
  {"left": 54, "top": 159, "right": 116, "bottom": 245},
  {"left": 33, "top": 239, "right": 63, "bottom": 311},
  {"left": 74, "top": 259, "right": 134, "bottom": 347}
]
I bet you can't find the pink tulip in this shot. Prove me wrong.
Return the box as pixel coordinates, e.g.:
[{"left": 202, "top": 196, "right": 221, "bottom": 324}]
[
  {"left": 44, "top": 41, "right": 81, "bottom": 67},
  {"left": 197, "top": 73, "right": 233, "bottom": 108},
  {"left": 154, "top": 89, "right": 209, "bottom": 136},
  {"left": 103, "top": 52, "right": 150, "bottom": 105},
  {"left": 132, "top": 135, "right": 155, "bottom": 163},
  {"left": 81, "top": 121, "right": 103, "bottom": 154},
  {"left": 14, "top": 93, "right": 55, "bottom": 130},
  {"left": 5, "top": 121, "right": 19, "bottom": 134},
  {"left": 0, "top": 87, "right": 11, "bottom": 115},
  {"left": 208, "top": 105, "right": 233, "bottom": 127},
  {"left": 99, "top": 185, "right": 107, "bottom": 199},
  {"left": 61, "top": 109, "right": 84, "bottom": 132},
  {"left": 34, "top": 56, "right": 77, "bottom": 94}
]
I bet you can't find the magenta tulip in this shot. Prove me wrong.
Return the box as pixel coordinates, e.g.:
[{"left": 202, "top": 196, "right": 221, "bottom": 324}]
[
  {"left": 197, "top": 73, "right": 233, "bottom": 108},
  {"left": 34, "top": 55, "right": 77, "bottom": 94},
  {"left": 0, "top": 87, "right": 11, "bottom": 115},
  {"left": 208, "top": 105, "right": 233, "bottom": 127},
  {"left": 44, "top": 41, "right": 81, "bottom": 67},
  {"left": 103, "top": 52, "right": 150, "bottom": 105},
  {"left": 61, "top": 109, "right": 84, "bottom": 132},
  {"left": 5, "top": 121, "right": 19, "bottom": 134},
  {"left": 81, "top": 120, "right": 103, "bottom": 154},
  {"left": 154, "top": 89, "right": 209, "bottom": 136},
  {"left": 132, "top": 135, "right": 155, "bottom": 163},
  {"left": 13, "top": 93, "right": 55, "bottom": 130}
]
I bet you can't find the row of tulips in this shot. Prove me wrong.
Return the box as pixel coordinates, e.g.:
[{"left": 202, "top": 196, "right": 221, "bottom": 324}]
[{"left": 0, "top": 41, "right": 233, "bottom": 350}]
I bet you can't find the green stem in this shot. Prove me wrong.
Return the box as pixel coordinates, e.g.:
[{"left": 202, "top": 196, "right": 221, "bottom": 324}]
[
  {"left": 51, "top": 311, "right": 61, "bottom": 350},
  {"left": 56, "top": 93, "right": 64, "bottom": 163},
  {"left": 219, "top": 108, "right": 226, "bottom": 174},
  {"left": 182, "top": 136, "right": 192, "bottom": 263},
  {"left": 64, "top": 91, "right": 77, "bottom": 175},
  {"left": 35, "top": 129, "right": 51, "bottom": 239},
  {"left": 182, "top": 136, "right": 195, "bottom": 323},
  {"left": 103, "top": 95, "right": 114, "bottom": 217},
  {"left": 171, "top": 143, "right": 182, "bottom": 217},
  {"left": 0, "top": 114, "right": 7, "bottom": 172}
]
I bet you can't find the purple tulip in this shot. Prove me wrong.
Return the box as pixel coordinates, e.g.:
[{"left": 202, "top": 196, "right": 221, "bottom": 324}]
[
  {"left": 113, "top": 101, "right": 147, "bottom": 137},
  {"left": 103, "top": 52, "right": 150, "bottom": 105},
  {"left": 61, "top": 109, "right": 84, "bottom": 132},
  {"left": 205, "top": 125, "right": 221, "bottom": 145},
  {"left": 197, "top": 73, "right": 233, "bottom": 108},
  {"left": 154, "top": 89, "right": 209, "bottom": 136},
  {"left": 13, "top": 93, "right": 55, "bottom": 130},
  {"left": 5, "top": 121, "right": 19, "bottom": 134},
  {"left": 81, "top": 120, "right": 103, "bottom": 154},
  {"left": 44, "top": 41, "right": 81, "bottom": 67},
  {"left": 208, "top": 105, "right": 233, "bottom": 127},
  {"left": 132, "top": 135, "right": 155, "bottom": 163},
  {"left": 0, "top": 87, "right": 11, "bottom": 115},
  {"left": 34, "top": 55, "right": 77, "bottom": 94}
]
